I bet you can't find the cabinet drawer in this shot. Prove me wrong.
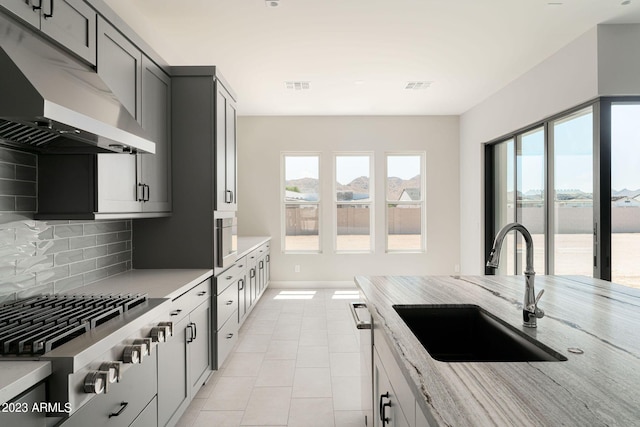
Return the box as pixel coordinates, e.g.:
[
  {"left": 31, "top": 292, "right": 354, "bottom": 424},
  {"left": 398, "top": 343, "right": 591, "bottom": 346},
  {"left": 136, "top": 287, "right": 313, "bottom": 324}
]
[
  {"left": 168, "top": 279, "right": 211, "bottom": 323},
  {"left": 216, "top": 311, "right": 239, "bottom": 369},
  {"left": 216, "top": 280, "right": 238, "bottom": 329},
  {"left": 61, "top": 352, "right": 157, "bottom": 427},
  {"left": 216, "top": 264, "right": 242, "bottom": 292},
  {"left": 187, "top": 279, "right": 211, "bottom": 309}
]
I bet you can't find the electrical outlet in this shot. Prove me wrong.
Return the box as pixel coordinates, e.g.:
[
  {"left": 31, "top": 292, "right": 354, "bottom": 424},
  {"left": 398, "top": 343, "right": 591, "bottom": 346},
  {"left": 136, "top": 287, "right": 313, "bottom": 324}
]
[
  {"left": 294, "top": 265, "right": 300, "bottom": 273},
  {"left": 454, "top": 264, "right": 460, "bottom": 273}
]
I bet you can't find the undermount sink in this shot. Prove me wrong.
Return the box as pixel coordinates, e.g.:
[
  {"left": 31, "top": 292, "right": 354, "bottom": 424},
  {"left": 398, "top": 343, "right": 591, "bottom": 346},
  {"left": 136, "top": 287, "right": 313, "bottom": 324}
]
[{"left": 392, "top": 304, "right": 567, "bottom": 362}]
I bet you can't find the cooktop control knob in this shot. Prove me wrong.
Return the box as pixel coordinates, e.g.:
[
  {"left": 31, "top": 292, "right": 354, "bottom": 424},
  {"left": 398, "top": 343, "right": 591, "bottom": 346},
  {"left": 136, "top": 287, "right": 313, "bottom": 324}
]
[
  {"left": 150, "top": 326, "right": 165, "bottom": 342},
  {"left": 84, "top": 370, "right": 108, "bottom": 394},
  {"left": 122, "top": 345, "right": 143, "bottom": 364},
  {"left": 134, "top": 338, "right": 152, "bottom": 355},
  {"left": 158, "top": 321, "right": 173, "bottom": 337},
  {"left": 99, "top": 361, "right": 122, "bottom": 383}
]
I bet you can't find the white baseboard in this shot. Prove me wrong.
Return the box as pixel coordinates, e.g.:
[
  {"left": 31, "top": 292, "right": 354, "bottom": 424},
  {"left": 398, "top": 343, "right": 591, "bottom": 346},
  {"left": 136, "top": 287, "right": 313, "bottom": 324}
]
[{"left": 269, "top": 280, "right": 356, "bottom": 289}]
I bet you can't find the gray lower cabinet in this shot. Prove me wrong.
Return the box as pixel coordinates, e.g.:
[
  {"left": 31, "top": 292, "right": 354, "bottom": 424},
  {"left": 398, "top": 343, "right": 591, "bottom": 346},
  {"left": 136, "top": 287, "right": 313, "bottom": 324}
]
[
  {"left": 372, "top": 319, "right": 435, "bottom": 427},
  {"left": 0, "top": 383, "right": 46, "bottom": 427},
  {"left": 157, "top": 279, "right": 212, "bottom": 427},
  {"left": 0, "top": 0, "right": 96, "bottom": 64},
  {"left": 373, "top": 349, "right": 410, "bottom": 427},
  {"left": 129, "top": 397, "right": 157, "bottom": 427},
  {"left": 59, "top": 351, "right": 157, "bottom": 427}
]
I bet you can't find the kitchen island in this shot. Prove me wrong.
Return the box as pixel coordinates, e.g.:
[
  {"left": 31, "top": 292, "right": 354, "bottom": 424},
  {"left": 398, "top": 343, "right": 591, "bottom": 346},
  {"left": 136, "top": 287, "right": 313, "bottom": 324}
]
[{"left": 355, "top": 275, "right": 640, "bottom": 426}]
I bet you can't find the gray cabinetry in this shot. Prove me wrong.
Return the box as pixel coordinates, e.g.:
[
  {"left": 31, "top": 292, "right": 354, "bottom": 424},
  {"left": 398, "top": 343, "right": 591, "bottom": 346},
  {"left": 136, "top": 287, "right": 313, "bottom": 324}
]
[
  {"left": 60, "top": 351, "right": 157, "bottom": 427},
  {"left": 157, "top": 279, "right": 212, "bottom": 427},
  {"left": 373, "top": 349, "right": 410, "bottom": 427},
  {"left": 215, "top": 82, "right": 237, "bottom": 212},
  {"left": 0, "top": 0, "right": 96, "bottom": 64},
  {"left": 93, "top": 17, "right": 171, "bottom": 216}
]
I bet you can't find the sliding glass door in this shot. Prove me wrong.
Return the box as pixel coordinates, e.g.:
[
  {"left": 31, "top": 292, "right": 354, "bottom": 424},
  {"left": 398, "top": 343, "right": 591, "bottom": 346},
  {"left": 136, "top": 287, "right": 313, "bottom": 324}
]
[
  {"left": 550, "top": 108, "right": 593, "bottom": 276},
  {"left": 611, "top": 103, "right": 640, "bottom": 286}
]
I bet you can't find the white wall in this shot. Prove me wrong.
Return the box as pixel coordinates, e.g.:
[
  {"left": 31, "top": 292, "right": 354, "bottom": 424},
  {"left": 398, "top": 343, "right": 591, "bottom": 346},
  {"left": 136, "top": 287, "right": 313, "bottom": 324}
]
[
  {"left": 237, "top": 116, "right": 460, "bottom": 283},
  {"left": 459, "top": 23, "right": 640, "bottom": 275},
  {"left": 459, "top": 27, "right": 599, "bottom": 274}
]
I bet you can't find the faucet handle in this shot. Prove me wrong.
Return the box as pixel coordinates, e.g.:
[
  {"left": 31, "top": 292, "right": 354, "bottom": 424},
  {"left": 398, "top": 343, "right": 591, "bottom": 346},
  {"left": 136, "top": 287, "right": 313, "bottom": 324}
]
[{"left": 527, "top": 289, "right": 545, "bottom": 319}]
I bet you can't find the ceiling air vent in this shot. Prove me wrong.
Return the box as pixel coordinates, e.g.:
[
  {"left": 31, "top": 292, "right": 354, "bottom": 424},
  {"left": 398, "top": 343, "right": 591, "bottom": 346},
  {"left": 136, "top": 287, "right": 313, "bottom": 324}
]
[
  {"left": 404, "top": 81, "right": 432, "bottom": 90},
  {"left": 285, "top": 81, "right": 311, "bottom": 91}
]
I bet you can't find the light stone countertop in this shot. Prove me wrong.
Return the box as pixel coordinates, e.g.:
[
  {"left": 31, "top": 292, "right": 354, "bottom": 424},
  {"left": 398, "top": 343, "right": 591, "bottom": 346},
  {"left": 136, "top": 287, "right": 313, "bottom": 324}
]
[
  {"left": 237, "top": 236, "right": 271, "bottom": 259},
  {"left": 354, "top": 275, "right": 640, "bottom": 426},
  {"left": 0, "top": 361, "right": 51, "bottom": 405}
]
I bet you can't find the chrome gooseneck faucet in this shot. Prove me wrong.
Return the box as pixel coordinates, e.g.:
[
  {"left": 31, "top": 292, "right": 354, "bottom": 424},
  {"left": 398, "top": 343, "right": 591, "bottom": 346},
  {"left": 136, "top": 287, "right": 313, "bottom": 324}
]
[{"left": 486, "top": 222, "right": 545, "bottom": 328}]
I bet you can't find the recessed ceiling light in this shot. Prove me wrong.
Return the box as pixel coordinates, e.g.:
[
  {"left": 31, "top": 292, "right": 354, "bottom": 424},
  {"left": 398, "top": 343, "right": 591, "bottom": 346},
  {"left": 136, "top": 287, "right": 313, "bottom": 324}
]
[
  {"left": 404, "top": 81, "right": 432, "bottom": 90},
  {"left": 354, "top": 80, "right": 365, "bottom": 85},
  {"left": 265, "top": 0, "right": 280, "bottom": 7},
  {"left": 285, "top": 81, "right": 310, "bottom": 91}
]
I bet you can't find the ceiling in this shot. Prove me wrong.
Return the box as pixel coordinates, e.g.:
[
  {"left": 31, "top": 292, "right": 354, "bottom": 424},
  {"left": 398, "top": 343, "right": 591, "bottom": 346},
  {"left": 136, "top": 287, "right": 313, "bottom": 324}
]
[{"left": 104, "top": 0, "right": 640, "bottom": 116}]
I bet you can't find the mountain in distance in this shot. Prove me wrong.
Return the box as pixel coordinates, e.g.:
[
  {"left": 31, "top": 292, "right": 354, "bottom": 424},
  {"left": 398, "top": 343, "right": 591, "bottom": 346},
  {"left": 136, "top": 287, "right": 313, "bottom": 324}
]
[
  {"left": 285, "top": 175, "right": 421, "bottom": 201},
  {"left": 612, "top": 188, "right": 640, "bottom": 198},
  {"left": 285, "top": 177, "right": 319, "bottom": 194}
]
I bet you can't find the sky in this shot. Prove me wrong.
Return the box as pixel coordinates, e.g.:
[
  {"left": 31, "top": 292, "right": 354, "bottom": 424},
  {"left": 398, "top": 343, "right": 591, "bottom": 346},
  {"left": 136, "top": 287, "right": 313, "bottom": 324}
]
[{"left": 507, "top": 105, "right": 640, "bottom": 194}]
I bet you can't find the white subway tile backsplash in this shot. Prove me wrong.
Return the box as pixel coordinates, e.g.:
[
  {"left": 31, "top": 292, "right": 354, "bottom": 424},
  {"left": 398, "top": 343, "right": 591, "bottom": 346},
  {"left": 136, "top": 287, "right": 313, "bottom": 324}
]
[{"left": 0, "top": 146, "right": 132, "bottom": 298}]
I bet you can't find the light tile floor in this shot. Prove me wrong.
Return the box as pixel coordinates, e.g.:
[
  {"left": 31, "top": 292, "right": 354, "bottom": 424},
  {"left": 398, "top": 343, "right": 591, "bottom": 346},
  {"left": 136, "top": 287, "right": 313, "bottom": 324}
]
[{"left": 176, "top": 288, "right": 365, "bottom": 427}]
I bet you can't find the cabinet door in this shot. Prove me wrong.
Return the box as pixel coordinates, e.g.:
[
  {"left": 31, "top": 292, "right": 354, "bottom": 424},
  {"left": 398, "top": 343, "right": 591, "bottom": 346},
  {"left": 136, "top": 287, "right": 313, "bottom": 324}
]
[
  {"left": 0, "top": 0, "right": 40, "bottom": 27},
  {"left": 140, "top": 56, "right": 171, "bottom": 213},
  {"left": 157, "top": 315, "right": 189, "bottom": 427},
  {"left": 0, "top": 383, "right": 46, "bottom": 427},
  {"left": 96, "top": 153, "right": 141, "bottom": 213},
  {"left": 97, "top": 16, "right": 142, "bottom": 122},
  {"left": 238, "top": 275, "right": 246, "bottom": 324},
  {"left": 225, "top": 95, "right": 237, "bottom": 210},
  {"left": 188, "top": 300, "right": 212, "bottom": 397},
  {"left": 39, "top": 0, "right": 96, "bottom": 65},
  {"left": 373, "top": 350, "right": 410, "bottom": 427},
  {"left": 215, "top": 82, "right": 237, "bottom": 211},
  {"left": 129, "top": 397, "right": 157, "bottom": 427}
]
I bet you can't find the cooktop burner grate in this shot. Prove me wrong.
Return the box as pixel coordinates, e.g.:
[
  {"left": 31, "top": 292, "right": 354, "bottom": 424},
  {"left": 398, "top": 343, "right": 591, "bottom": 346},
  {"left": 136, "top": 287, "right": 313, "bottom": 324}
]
[{"left": 0, "top": 294, "right": 148, "bottom": 356}]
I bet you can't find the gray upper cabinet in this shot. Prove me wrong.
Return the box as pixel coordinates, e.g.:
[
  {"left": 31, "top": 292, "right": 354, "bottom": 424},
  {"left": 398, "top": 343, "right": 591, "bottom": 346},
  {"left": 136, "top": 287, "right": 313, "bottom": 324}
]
[
  {"left": 0, "top": 0, "right": 96, "bottom": 65},
  {"left": 140, "top": 55, "right": 171, "bottom": 213},
  {"left": 216, "top": 81, "right": 238, "bottom": 212},
  {"left": 94, "top": 16, "right": 171, "bottom": 216},
  {"left": 97, "top": 15, "right": 141, "bottom": 122}
]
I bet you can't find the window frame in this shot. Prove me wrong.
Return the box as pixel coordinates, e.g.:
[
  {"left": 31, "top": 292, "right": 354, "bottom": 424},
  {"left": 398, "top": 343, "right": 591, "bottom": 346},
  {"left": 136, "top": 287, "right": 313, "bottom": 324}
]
[
  {"left": 333, "top": 152, "right": 375, "bottom": 253},
  {"left": 384, "top": 151, "right": 427, "bottom": 253},
  {"left": 281, "top": 152, "right": 322, "bottom": 254}
]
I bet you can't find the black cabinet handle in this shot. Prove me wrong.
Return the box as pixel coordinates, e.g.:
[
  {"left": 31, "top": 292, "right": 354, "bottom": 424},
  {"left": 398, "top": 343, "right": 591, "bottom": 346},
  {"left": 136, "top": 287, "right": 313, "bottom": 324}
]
[
  {"left": 266, "top": 255, "right": 270, "bottom": 262},
  {"left": 193, "top": 322, "right": 197, "bottom": 341},
  {"left": 226, "top": 333, "right": 234, "bottom": 339},
  {"left": 43, "top": 0, "right": 53, "bottom": 18},
  {"left": 379, "top": 392, "right": 390, "bottom": 422},
  {"left": 32, "top": 0, "right": 42, "bottom": 11},
  {"left": 170, "top": 309, "right": 182, "bottom": 316},
  {"left": 144, "top": 184, "right": 150, "bottom": 202},
  {"left": 226, "top": 300, "right": 233, "bottom": 305},
  {"left": 137, "top": 183, "right": 145, "bottom": 202},
  {"left": 382, "top": 402, "right": 391, "bottom": 425},
  {"left": 259, "top": 261, "right": 264, "bottom": 269},
  {"left": 197, "top": 291, "right": 207, "bottom": 296},
  {"left": 109, "top": 401, "right": 129, "bottom": 418},
  {"left": 238, "top": 278, "right": 244, "bottom": 290},
  {"left": 187, "top": 323, "right": 196, "bottom": 343}
]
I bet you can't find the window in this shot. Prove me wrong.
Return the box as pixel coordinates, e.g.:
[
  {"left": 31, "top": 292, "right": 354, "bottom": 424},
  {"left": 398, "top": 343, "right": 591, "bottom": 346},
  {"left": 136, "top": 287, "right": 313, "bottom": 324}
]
[
  {"left": 386, "top": 153, "right": 425, "bottom": 252},
  {"left": 334, "top": 154, "right": 373, "bottom": 252},
  {"left": 486, "top": 106, "right": 594, "bottom": 277},
  {"left": 282, "top": 154, "right": 320, "bottom": 252}
]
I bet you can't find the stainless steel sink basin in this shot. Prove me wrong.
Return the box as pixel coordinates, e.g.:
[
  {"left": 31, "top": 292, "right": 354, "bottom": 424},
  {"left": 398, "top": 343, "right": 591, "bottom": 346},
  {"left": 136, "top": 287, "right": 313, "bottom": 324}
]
[{"left": 392, "top": 304, "right": 567, "bottom": 362}]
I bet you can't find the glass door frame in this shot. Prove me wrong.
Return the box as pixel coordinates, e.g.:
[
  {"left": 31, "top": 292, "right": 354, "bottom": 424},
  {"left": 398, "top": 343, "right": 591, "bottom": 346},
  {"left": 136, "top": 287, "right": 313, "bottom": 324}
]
[{"left": 484, "top": 99, "right": 602, "bottom": 278}]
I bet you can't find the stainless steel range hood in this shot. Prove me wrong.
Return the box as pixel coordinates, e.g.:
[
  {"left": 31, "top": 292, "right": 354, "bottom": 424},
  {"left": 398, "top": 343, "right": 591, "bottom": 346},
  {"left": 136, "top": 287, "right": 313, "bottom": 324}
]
[{"left": 0, "top": 13, "right": 155, "bottom": 154}]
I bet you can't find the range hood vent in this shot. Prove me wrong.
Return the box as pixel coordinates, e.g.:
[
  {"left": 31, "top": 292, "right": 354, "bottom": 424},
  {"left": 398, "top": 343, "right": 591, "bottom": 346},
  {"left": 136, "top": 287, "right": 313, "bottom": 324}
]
[{"left": 0, "top": 13, "right": 155, "bottom": 154}]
